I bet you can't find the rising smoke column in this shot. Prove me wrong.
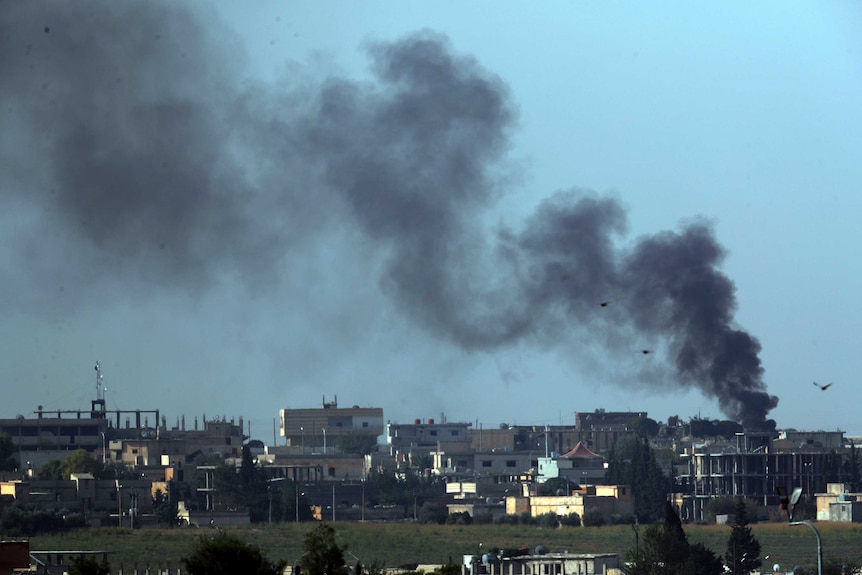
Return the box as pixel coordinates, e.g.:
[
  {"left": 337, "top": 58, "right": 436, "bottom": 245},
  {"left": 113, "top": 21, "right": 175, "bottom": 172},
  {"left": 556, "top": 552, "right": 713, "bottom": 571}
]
[
  {"left": 0, "top": 3, "right": 777, "bottom": 427},
  {"left": 290, "top": 32, "right": 778, "bottom": 428}
]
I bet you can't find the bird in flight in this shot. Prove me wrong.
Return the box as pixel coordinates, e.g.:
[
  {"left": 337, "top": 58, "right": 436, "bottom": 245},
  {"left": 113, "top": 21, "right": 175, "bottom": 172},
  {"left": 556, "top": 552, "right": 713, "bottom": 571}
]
[
  {"left": 599, "top": 301, "right": 611, "bottom": 307},
  {"left": 813, "top": 381, "right": 833, "bottom": 391},
  {"left": 641, "top": 349, "right": 652, "bottom": 355}
]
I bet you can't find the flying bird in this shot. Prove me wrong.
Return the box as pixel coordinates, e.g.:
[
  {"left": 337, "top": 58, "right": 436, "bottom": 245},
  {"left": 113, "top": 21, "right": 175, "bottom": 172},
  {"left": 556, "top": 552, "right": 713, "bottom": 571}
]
[
  {"left": 640, "top": 349, "right": 652, "bottom": 355},
  {"left": 813, "top": 381, "right": 832, "bottom": 391},
  {"left": 599, "top": 301, "right": 611, "bottom": 307}
]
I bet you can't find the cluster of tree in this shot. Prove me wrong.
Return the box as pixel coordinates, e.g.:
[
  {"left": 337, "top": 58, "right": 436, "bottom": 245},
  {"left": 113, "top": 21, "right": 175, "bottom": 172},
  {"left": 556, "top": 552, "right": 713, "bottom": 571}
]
[
  {"left": 606, "top": 436, "right": 668, "bottom": 523},
  {"left": 0, "top": 432, "right": 16, "bottom": 471},
  {"left": 180, "top": 522, "right": 344, "bottom": 575},
  {"left": 68, "top": 556, "right": 111, "bottom": 575},
  {"left": 625, "top": 498, "right": 760, "bottom": 575},
  {"left": 0, "top": 502, "right": 85, "bottom": 536},
  {"left": 34, "top": 448, "right": 141, "bottom": 481}
]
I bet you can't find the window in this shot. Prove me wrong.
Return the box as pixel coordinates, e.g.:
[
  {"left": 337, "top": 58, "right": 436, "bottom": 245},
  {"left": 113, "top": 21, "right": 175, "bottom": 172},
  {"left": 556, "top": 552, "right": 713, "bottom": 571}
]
[
  {"left": 450, "top": 430, "right": 459, "bottom": 436},
  {"left": 482, "top": 460, "right": 492, "bottom": 468},
  {"left": 328, "top": 467, "right": 336, "bottom": 477},
  {"left": 362, "top": 422, "right": 368, "bottom": 428},
  {"left": 506, "top": 460, "right": 516, "bottom": 467},
  {"left": 430, "top": 430, "right": 438, "bottom": 436}
]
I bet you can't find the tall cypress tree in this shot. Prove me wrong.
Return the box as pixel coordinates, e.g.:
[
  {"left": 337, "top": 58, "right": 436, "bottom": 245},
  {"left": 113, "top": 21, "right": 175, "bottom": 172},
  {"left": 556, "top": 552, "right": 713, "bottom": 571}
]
[{"left": 724, "top": 497, "right": 761, "bottom": 575}]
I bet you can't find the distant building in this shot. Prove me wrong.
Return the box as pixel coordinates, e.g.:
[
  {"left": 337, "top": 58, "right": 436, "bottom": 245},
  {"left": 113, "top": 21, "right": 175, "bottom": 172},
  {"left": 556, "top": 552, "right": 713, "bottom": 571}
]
[
  {"left": 0, "top": 398, "right": 244, "bottom": 470},
  {"left": 537, "top": 442, "right": 606, "bottom": 485},
  {"left": 1, "top": 476, "right": 153, "bottom": 527},
  {"left": 816, "top": 483, "right": 862, "bottom": 522},
  {"left": 508, "top": 484, "right": 634, "bottom": 524},
  {"left": 677, "top": 430, "right": 847, "bottom": 522},
  {"left": 279, "top": 396, "right": 384, "bottom": 452},
  {"left": 387, "top": 417, "right": 472, "bottom": 458},
  {"left": 496, "top": 552, "right": 620, "bottom": 575}
]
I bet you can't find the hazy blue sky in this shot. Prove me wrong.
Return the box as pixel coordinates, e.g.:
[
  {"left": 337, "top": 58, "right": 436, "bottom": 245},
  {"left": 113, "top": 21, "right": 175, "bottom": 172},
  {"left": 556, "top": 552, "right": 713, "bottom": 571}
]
[{"left": 1, "top": 2, "right": 860, "bottom": 439}]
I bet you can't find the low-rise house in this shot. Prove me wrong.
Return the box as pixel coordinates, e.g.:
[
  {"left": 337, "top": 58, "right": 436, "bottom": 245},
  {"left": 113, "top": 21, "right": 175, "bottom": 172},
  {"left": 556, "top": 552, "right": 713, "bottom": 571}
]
[
  {"left": 506, "top": 484, "right": 634, "bottom": 524},
  {"left": 816, "top": 483, "right": 862, "bottom": 522}
]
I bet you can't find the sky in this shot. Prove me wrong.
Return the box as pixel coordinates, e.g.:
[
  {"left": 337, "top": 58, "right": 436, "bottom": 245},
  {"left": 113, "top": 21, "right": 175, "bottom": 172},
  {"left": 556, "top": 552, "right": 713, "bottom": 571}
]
[{"left": 1, "top": 2, "right": 860, "bottom": 440}]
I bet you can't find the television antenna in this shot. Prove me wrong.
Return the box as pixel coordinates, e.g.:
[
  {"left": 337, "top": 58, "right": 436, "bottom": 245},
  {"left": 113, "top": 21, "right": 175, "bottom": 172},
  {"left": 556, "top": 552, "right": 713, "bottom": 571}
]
[{"left": 95, "top": 360, "right": 105, "bottom": 401}]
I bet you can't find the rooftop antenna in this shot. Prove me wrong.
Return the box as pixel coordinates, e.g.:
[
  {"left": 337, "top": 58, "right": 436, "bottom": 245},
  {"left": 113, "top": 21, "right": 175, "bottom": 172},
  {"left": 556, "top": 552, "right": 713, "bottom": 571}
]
[{"left": 94, "top": 360, "right": 105, "bottom": 401}]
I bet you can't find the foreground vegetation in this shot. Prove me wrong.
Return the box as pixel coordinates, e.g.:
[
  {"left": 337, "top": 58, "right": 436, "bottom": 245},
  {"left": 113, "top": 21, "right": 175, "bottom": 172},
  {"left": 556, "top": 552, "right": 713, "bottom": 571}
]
[{"left": 27, "top": 520, "right": 862, "bottom": 572}]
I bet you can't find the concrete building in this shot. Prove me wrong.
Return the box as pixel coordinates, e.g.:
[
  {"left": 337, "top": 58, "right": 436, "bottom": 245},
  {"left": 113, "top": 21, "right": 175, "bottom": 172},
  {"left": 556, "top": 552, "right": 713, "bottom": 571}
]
[
  {"left": 279, "top": 396, "right": 384, "bottom": 452},
  {"left": 465, "top": 551, "right": 621, "bottom": 575},
  {"left": 677, "top": 430, "right": 846, "bottom": 522},
  {"left": 387, "top": 418, "right": 472, "bottom": 457},
  {"left": 816, "top": 483, "right": 862, "bottom": 522},
  {"left": 1, "top": 476, "right": 153, "bottom": 527},
  {"left": 508, "top": 484, "right": 634, "bottom": 524}
]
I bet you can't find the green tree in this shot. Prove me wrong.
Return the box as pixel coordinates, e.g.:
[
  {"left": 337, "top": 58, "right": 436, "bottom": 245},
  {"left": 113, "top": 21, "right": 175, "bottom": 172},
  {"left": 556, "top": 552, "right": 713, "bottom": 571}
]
[
  {"left": 68, "top": 555, "right": 110, "bottom": 575},
  {"left": 153, "top": 485, "right": 179, "bottom": 527},
  {"left": 607, "top": 436, "right": 667, "bottom": 522},
  {"left": 0, "top": 432, "right": 16, "bottom": 471},
  {"left": 625, "top": 501, "right": 722, "bottom": 575},
  {"left": 181, "top": 532, "right": 286, "bottom": 575},
  {"left": 846, "top": 440, "right": 860, "bottom": 490},
  {"left": 683, "top": 542, "right": 724, "bottom": 575},
  {"left": 540, "top": 477, "right": 577, "bottom": 496},
  {"left": 62, "top": 449, "right": 102, "bottom": 478},
  {"left": 36, "top": 458, "right": 65, "bottom": 480},
  {"left": 301, "top": 523, "right": 346, "bottom": 575},
  {"left": 337, "top": 431, "right": 378, "bottom": 456},
  {"left": 724, "top": 497, "right": 762, "bottom": 575},
  {"left": 628, "top": 416, "right": 660, "bottom": 438}
]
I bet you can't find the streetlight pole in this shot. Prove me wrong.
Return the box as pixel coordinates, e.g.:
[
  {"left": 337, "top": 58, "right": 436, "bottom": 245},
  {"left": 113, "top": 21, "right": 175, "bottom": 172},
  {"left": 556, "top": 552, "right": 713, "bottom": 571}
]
[
  {"left": 790, "top": 520, "right": 822, "bottom": 575},
  {"left": 295, "top": 484, "right": 304, "bottom": 523},
  {"left": 267, "top": 477, "right": 286, "bottom": 524}
]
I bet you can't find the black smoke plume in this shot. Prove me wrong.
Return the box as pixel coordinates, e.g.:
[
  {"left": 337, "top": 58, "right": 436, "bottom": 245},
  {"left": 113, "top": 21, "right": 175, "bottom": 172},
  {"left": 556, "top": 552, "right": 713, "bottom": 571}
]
[{"left": 0, "top": 3, "right": 777, "bottom": 428}]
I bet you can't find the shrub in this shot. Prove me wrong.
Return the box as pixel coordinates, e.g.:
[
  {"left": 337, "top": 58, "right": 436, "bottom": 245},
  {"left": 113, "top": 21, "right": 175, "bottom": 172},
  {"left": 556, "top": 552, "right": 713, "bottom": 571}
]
[
  {"left": 445, "top": 511, "right": 472, "bottom": 525},
  {"left": 558, "top": 512, "right": 581, "bottom": 526},
  {"left": 535, "top": 512, "right": 560, "bottom": 528},
  {"left": 581, "top": 508, "right": 606, "bottom": 527},
  {"left": 472, "top": 511, "right": 493, "bottom": 525},
  {"left": 493, "top": 513, "right": 519, "bottom": 525}
]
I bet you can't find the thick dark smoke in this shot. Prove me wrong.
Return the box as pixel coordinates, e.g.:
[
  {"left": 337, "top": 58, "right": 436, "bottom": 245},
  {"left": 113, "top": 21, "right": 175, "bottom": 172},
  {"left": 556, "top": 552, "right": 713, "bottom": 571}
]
[{"left": 0, "top": 3, "right": 777, "bottom": 428}]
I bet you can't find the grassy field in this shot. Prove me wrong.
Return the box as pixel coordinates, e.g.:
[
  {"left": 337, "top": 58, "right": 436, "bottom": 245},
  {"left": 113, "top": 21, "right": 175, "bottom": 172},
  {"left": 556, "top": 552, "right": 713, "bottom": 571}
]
[{"left": 29, "top": 521, "right": 862, "bottom": 572}]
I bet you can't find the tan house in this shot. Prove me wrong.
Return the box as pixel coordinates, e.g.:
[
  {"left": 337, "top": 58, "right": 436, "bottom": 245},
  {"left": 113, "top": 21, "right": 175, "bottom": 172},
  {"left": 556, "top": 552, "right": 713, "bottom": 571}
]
[
  {"left": 816, "top": 483, "right": 862, "bottom": 522},
  {"left": 506, "top": 484, "right": 633, "bottom": 524}
]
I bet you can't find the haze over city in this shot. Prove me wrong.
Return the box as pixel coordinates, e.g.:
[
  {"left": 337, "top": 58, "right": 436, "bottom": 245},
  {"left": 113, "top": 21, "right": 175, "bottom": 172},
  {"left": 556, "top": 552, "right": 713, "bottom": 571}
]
[{"left": 1, "top": 2, "right": 860, "bottom": 436}]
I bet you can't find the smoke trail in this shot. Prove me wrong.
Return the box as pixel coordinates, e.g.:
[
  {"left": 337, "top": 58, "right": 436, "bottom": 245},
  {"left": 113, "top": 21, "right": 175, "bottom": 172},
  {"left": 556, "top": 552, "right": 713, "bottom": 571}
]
[{"left": 0, "top": 4, "right": 777, "bottom": 426}]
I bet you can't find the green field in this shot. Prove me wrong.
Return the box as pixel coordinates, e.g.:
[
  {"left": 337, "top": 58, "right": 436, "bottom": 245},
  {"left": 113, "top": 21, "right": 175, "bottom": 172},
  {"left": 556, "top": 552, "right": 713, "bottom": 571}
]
[{"left": 29, "top": 521, "right": 862, "bottom": 572}]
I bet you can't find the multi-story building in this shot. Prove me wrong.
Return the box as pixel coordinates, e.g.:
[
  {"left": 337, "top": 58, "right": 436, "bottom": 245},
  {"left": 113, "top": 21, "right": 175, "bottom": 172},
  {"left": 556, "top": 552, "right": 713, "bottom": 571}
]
[
  {"left": 0, "top": 402, "right": 111, "bottom": 469},
  {"left": 676, "top": 430, "right": 845, "bottom": 522},
  {"left": 279, "top": 396, "right": 384, "bottom": 452},
  {"left": 387, "top": 418, "right": 472, "bottom": 457}
]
